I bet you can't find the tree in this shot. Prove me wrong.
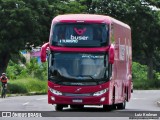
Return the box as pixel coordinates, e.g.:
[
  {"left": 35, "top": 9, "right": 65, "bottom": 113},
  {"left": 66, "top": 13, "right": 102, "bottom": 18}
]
[
  {"left": 126, "top": 1, "right": 160, "bottom": 80},
  {"left": 0, "top": 0, "right": 35, "bottom": 74},
  {"left": 0, "top": 0, "right": 86, "bottom": 74},
  {"left": 79, "top": 0, "right": 160, "bottom": 80}
]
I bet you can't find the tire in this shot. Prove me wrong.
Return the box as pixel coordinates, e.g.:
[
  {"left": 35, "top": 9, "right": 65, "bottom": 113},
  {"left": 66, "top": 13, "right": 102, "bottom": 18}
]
[
  {"left": 1, "top": 89, "right": 5, "bottom": 98},
  {"left": 131, "top": 89, "right": 133, "bottom": 93},
  {"left": 70, "top": 105, "right": 84, "bottom": 109},
  {"left": 103, "top": 105, "right": 113, "bottom": 111},
  {"left": 103, "top": 87, "right": 116, "bottom": 111},
  {"left": 55, "top": 105, "right": 63, "bottom": 111},
  {"left": 3, "top": 89, "right": 6, "bottom": 98},
  {"left": 117, "top": 100, "right": 126, "bottom": 109},
  {"left": 1, "top": 85, "right": 7, "bottom": 98},
  {"left": 4, "top": 92, "right": 6, "bottom": 98}
]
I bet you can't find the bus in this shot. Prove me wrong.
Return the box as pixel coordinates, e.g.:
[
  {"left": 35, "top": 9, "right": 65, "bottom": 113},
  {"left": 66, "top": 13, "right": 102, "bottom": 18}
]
[{"left": 41, "top": 14, "right": 132, "bottom": 111}]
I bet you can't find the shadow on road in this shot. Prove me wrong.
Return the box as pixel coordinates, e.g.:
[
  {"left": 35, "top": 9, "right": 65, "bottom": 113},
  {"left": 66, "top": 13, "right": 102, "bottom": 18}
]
[
  {"left": 43, "top": 108, "right": 134, "bottom": 117},
  {"left": 62, "top": 107, "right": 113, "bottom": 112}
]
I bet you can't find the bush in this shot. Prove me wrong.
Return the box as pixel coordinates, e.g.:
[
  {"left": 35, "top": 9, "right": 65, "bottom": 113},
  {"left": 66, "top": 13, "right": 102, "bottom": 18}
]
[
  {"left": 25, "top": 58, "right": 47, "bottom": 80},
  {"left": 132, "top": 62, "right": 148, "bottom": 89},
  {"left": 6, "top": 58, "right": 47, "bottom": 80},
  {"left": 5, "top": 58, "right": 48, "bottom": 94},
  {"left": 155, "top": 72, "right": 160, "bottom": 80},
  {"left": 132, "top": 62, "right": 160, "bottom": 89},
  {"left": 8, "top": 78, "right": 47, "bottom": 94},
  {"left": 8, "top": 83, "right": 28, "bottom": 94},
  {"left": 132, "top": 62, "right": 148, "bottom": 81}
]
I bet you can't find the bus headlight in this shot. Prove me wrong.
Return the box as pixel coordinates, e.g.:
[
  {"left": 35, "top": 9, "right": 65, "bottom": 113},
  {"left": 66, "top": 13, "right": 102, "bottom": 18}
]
[
  {"left": 49, "top": 87, "right": 62, "bottom": 96},
  {"left": 93, "top": 88, "right": 108, "bottom": 96}
]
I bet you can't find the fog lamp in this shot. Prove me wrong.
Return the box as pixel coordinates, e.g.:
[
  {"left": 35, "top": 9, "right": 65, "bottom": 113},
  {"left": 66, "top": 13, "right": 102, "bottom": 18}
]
[
  {"left": 51, "top": 96, "right": 55, "bottom": 101},
  {"left": 100, "top": 97, "right": 106, "bottom": 102}
]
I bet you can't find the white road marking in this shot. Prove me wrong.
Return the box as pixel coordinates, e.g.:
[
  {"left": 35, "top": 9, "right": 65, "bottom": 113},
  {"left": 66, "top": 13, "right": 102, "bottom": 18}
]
[
  {"left": 23, "top": 102, "right": 29, "bottom": 105},
  {"left": 36, "top": 98, "right": 47, "bottom": 101}
]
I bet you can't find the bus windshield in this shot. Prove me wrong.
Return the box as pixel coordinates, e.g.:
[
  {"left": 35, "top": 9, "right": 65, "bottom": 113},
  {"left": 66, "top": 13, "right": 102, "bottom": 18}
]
[
  {"left": 51, "top": 23, "right": 109, "bottom": 47},
  {"left": 48, "top": 52, "right": 109, "bottom": 85}
]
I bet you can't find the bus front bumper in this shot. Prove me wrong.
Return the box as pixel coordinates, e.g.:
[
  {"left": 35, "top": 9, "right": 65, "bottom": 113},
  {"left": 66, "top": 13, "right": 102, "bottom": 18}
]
[{"left": 48, "top": 91, "right": 109, "bottom": 105}]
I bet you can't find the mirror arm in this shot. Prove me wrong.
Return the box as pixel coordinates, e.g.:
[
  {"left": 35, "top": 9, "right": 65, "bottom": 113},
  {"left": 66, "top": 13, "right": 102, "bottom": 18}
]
[
  {"left": 109, "top": 44, "right": 114, "bottom": 64},
  {"left": 41, "top": 42, "right": 49, "bottom": 62}
]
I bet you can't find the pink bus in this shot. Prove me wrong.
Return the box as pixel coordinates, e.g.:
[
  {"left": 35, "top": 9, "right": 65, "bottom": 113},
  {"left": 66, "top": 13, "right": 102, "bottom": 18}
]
[{"left": 41, "top": 14, "right": 132, "bottom": 111}]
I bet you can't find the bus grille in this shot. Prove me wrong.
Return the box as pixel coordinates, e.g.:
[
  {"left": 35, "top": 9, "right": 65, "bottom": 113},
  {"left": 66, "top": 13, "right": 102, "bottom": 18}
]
[{"left": 62, "top": 93, "right": 93, "bottom": 97}]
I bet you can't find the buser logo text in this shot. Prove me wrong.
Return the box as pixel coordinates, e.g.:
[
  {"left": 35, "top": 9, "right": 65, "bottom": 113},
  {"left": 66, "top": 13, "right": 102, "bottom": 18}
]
[{"left": 70, "top": 35, "right": 88, "bottom": 40}]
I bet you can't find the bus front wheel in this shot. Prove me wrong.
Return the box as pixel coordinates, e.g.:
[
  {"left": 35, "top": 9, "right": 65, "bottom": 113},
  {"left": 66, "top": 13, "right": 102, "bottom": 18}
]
[
  {"left": 55, "top": 105, "right": 63, "bottom": 111},
  {"left": 103, "top": 105, "right": 113, "bottom": 111}
]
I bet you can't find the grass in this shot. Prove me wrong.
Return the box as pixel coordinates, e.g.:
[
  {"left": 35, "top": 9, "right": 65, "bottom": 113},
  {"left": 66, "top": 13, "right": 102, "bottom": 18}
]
[
  {"left": 133, "top": 79, "right": 160, "bottom": 90},
  {"left": 6, "top": 78, "right": 47, "bottom": 94}
]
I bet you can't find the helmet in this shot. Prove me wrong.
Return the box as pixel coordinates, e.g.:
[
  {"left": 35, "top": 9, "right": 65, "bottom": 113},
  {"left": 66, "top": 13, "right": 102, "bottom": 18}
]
[{"left": 2, "top": 73, "right": 6, "bottom": 76}]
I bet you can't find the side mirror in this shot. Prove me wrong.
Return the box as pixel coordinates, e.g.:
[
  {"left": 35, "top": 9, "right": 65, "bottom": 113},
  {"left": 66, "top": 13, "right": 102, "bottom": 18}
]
[
  {"left": 41, "top": 42, "right": 49, "bottom": 62},
  {"left": 109, "top": 44, "right": 114, "bottom": 64}
]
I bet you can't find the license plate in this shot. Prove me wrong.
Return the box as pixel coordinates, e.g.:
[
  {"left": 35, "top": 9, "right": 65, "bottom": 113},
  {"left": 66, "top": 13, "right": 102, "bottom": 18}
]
[{"left": 72, "top": 99, "right": 83, "bottom": 103}]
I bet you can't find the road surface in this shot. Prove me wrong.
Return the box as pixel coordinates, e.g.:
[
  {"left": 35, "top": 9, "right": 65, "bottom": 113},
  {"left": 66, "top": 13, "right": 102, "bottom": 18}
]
[{"left": 0, "top": 90, "right": 159, "bottom": 120}]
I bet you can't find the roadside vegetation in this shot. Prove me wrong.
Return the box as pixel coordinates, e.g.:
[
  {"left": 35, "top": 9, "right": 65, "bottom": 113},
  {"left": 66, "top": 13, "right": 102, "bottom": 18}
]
[
  {"left": 8, "top": 77, "right": 47, "bottom": 95},
  {"left": 1, "top": 59, "right": 160, "bottom": 95},
  {"left": 3, "top": 58, "right": 48, "bottom": 94},
  {"left": 133, "top": 62, "right": 160, "bottom": 89}
]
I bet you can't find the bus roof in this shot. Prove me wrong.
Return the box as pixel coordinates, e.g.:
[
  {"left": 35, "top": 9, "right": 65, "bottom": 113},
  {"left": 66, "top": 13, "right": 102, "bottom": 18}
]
[{"left": 52, "top": 14, "right": 130, "bottom": 29}]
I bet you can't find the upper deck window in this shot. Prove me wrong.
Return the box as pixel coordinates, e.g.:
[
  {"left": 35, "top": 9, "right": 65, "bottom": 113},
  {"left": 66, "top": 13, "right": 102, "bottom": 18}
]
[{"left": 51, "top": 23, "right": 109, "bottom": 47}]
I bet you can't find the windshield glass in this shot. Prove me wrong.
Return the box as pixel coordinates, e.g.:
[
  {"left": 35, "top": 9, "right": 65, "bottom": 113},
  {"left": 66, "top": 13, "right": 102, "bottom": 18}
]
[
  {"left": 49, "top": 52, "right": 109, "bottom": 85},
  {"left": 51, "top": 23, "right": 109, "bottom": 47}
]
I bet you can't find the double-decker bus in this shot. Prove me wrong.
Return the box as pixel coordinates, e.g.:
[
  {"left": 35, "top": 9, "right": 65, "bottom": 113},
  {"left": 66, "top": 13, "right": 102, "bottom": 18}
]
[{"left": 41, "top": 14, "right": 132, "bottom": 111}]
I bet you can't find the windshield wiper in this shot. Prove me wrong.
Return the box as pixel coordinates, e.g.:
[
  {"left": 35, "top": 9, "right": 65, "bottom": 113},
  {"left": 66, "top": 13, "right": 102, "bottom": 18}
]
[
  {"left": 49, "top": 68, "right": 100, "bottom": 85},
  {"left": 78, "top": 75, "right": 99, "bottom": 85}
]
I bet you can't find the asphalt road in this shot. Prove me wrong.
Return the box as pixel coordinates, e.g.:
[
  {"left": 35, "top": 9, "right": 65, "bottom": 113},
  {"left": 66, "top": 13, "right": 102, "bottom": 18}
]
[{"left": 0, "top": 90, "right": 160, "bottom": 120}]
